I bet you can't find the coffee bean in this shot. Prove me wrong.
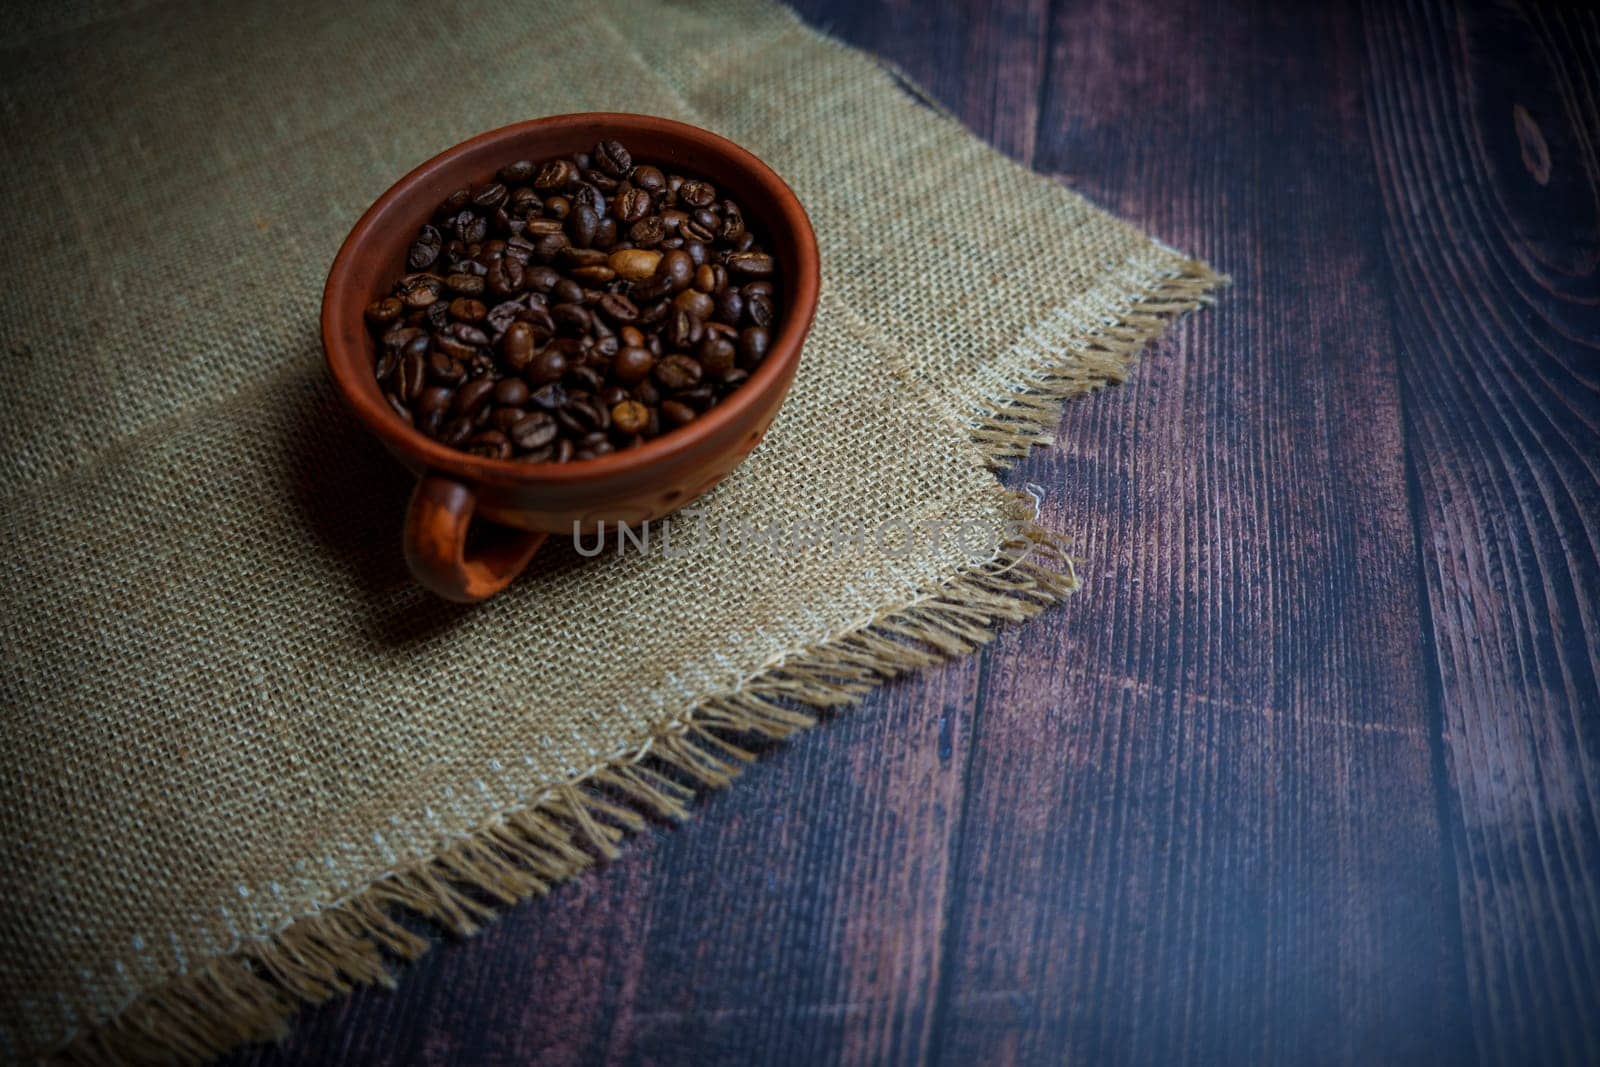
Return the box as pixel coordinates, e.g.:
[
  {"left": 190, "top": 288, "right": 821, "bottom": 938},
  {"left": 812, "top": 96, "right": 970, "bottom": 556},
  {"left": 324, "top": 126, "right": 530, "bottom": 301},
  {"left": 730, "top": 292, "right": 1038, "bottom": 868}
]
[
  {"left": 466, "top": 430, "right": 511, "bottom": 459},
  {"left": 598, "top": 292, "right": 640, "bottom": 323},
  {"left": 386, "top": 392, "right": 413, "bottom": 424},
  {"left": 534, "top": 159, "right": 579, "bottom": 190},
  {"left": 408, "top": 225, "right": 442, "bottom": 270},
  {"left": 699, "top": 335, "right": 737, "bottom": 379},
  {"left": 485, "top": 257, "right": 525, "bottom": 297},
  {"left": 451, "top": 210, "right": 487, "bottom": 244},
  {"left": 499, "top": 160, "right": 536, "bottom": 183},
  {"left": 718, "top": 202, "right": 745, "bottom": 242},
  {"left": 428, "top": 351, "right": 467, "bottom": 385},
  {"left": 608, "top": 248, "right": 661, "bottom": 282},
  {"left": 654, "top": 354, "right": 703, "bottom": 391},
  {"left": 454, "top": 378, "right": 496, "bottom": 418},
  {"left": 673, "top": 289, "right": 715, "bottom": 320},
  {"left": 398, "top": 349, "right": 428, "bottom": 401},
  {"left": 678, "top": 179, "right": 716, "bottom": 208},
  {"left": 365, "top": 296, "right": 403, "bottom": 326},
  {"left": 738, "top": 326, "right": 770, "bottom": 367},
  {"left": 661, "top": 399, "right": 697, "bottom": 427},
  {"left": 445, "top": 272, "right": 486, "bottom": 297},
  {"left": 510, "top": 411, "right": 558, "bottom": 450},
  {"left": 629, "top": 216, "right": 667, "bottom": 247},
  {"left": 594, "top": 139, "right": 632, "bottom": 178},
  {"left": 449, "top": 297, "right": 486, "bottom": 323},
  {"left": 568, "top": 204, "right": 600, "bottom": 248},
  {"left": 726, "top": 251, "right": 774, "bottom": 277},
  {"left": 745, "top": 290, "right": 774, "bottom": 327},
  {"left": 417, "top": 385, "right": 454, "bottom": 417},
  {"left": 631, "top": 165, "right": 666, "bottom": 192},
  {"left": 493, "top": 378, "right": 529, "bottom": 407},
  {"left": 612, "top": 345, "right": 656, "bottom": 384},
  {"left": 529, "top": 347, "right": 568, "bottom": 384},
  {"left": 399, "top": 274, "right": 443, "bottom": 308},
  {"left": 369, "top": 141, "right": 781, "bottom": 460}
]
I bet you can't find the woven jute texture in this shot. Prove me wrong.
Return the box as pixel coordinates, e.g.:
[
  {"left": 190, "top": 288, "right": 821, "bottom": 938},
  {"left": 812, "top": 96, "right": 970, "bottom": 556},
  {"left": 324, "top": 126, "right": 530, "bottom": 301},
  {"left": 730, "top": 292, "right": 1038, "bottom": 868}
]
[{"left": 0, "top": 0, "right": 1220, "bottom": 1060}]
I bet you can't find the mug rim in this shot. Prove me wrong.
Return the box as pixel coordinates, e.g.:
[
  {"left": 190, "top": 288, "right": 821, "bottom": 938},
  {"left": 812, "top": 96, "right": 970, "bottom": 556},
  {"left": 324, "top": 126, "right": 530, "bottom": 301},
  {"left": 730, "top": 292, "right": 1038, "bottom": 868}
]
[{"left": 322, "top": 112, "right": 820, "bottom": 488}]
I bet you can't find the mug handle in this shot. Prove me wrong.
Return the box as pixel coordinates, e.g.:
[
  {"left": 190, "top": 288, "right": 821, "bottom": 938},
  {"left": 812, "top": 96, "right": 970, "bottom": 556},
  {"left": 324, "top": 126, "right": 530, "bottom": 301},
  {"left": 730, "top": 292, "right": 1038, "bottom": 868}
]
[{"left": 403, "top": 472, "right": 547, "bottom": 602}]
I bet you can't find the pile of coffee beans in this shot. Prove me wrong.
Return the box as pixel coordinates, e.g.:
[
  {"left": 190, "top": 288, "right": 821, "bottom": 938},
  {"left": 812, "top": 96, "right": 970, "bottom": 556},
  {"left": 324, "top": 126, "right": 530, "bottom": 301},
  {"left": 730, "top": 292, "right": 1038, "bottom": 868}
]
[{"left": 365, "top": 140, "right": 780, "bottom": 462}]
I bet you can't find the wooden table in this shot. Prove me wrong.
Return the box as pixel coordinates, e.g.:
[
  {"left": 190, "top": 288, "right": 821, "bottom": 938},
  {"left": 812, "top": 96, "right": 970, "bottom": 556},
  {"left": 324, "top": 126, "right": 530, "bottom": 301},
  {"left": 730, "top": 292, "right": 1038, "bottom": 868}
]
[{"left": 234, "top": 1, "right": 1600, "bottom": 1062}]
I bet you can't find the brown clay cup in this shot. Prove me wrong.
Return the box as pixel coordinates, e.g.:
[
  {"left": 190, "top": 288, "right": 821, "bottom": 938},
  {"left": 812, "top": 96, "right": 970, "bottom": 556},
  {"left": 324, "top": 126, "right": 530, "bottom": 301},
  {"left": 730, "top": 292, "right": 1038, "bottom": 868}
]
[{"left": 323, "top": 114, "right": 820, "bottom": 602}]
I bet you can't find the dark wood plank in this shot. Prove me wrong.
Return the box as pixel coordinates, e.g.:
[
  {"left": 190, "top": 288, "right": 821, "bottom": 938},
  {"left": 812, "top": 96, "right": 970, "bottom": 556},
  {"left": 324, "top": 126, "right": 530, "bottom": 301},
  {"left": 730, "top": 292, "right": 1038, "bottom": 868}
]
[
  {"left": 1361, "top": 2, "right": 1600, "bottom": 1062},
  {"left": 928, "top": 0, "right": 1472, "bottom": 1062}
]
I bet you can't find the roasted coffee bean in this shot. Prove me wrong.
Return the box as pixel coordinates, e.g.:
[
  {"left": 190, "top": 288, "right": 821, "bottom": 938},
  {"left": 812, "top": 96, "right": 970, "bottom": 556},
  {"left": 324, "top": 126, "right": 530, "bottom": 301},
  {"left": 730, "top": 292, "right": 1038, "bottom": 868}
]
[
  {"left": 454, "top": 378, "right": 497, "bottom": 418},
  {"left": 375, "top": 349, "right": 399, "bottom": 381},
  {"left": 661, "top": 399, "right": 697, "bottom": 428},
  {"left": 500, "top": 159, "right": 536, "bottom": 183},
  {"left": 491, "top": 406, "right": 528, "bottom": 432},
  {"left": 417, "top": 385, "right": 455, "bottom": 418},
  {"left": 673, "top": 289, "right": 715, "bottom": 320},
  {"left": 529, "top": 382, "right": 567, "bottom": 410},
  {"left": 570, "top": 264, "right": 615, "bottom": 286},
  {"left": 678, "top": 179, "right": 715, "bottom": 208},
  {"left": 654, "top": 354, "right": 703, "bottom": 391},
  {"left": 628, "top": 216, "right": 667, "bottom": 247},
  {"left": 608, "top": 248, "right": 660, "bottom": 282},
  {"left": 408, "top": 225, "right": 442, "bottom": 270},
  {"left": 597, "top": 292, "right": 640, "bottom": 323},
  {"left": 594, "top": 139, "right": 632, "bottom": 178},
  {"left": 664, "top": 310, "right": 703, "bottom": 350},
  {"left": 398, "top": 274, "right": 443, "bottom": 308},
  {"left": 529, "top": 347, "right": 568, "bottom": 384},
  {"left": 466, "top": 430, "right": 511, "bottom": 459},
  {"left": 713, "top": 285, "right": 744, "bottom": 325},
  {"left": 680, "top": 218, "right": 715, "bottom": 243},
  {"left": 451, "top": 210, "right": 487, "bottom": 244},
  {"left": 535, "top": 159, "right": 579, "bottom": 190},
  {"left": 508, "top": 186, "right": 542, "bottom": 217},
  {"left": 726, "top": 251, "right": 774, "bottom": 277},
  {"left": 738, "top": 325, "right": 771, "bottom": 367},
  {"left": 699, "top": 335, "right": 737, "bottom": 379},
  {"left": 445, "top": 272, "right": 486, "bottom": 297},
  {"left": 485, "top": 257, "right": 525, "bottom": 296},
  {"left": 449, "top": 297, "right": 486, "bottom": 323},
  {"left": 398, "top": 349, "right": 428, "bottom": 401},
  {"left": 510, "top": 411, "right": 558, "bottom": 450},
  {"left": 428, "top": 351, "right": 467, "bottom": 385},
  {"left": 473, "top": 183, "right": 508, "bottom": 210},
  {"left": 745, "top": 290, "right": 774, "bottom": 327},
  {"left": 493, "top": 378, "right": 529, "bottom": 407},
  {"left": 613, "top": 345, "right": 655, "bottom": 384},
  {"left": 615, "top": 187, "right": 652, "bottom": 223},
  {"left": 568, "top": 203, "right": 600, "bottom": 248},
  {"left": 552, "top": 302, "right": 592, "bottom": 335},
  {"left": 631, "top": 164, "right": 666, "bottom": 192},
  {"left": 365, "top": 296, "right": 403, "bottom": 326},
  {"left": 370, "top": 141, "right": 781, "bottom": 458},
  {"left": 718, "top": 201, "right": 745, "bottom": 242}
]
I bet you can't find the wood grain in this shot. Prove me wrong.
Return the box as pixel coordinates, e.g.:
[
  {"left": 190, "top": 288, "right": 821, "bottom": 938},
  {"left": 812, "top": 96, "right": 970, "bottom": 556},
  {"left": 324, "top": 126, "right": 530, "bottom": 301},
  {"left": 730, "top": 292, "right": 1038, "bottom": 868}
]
[
  {"left": 1361, "top": 2, "right": 1600, "bottom": 1062},
  {"left": 226, "top": 0, "right": 1600, "bottom": 1063}
]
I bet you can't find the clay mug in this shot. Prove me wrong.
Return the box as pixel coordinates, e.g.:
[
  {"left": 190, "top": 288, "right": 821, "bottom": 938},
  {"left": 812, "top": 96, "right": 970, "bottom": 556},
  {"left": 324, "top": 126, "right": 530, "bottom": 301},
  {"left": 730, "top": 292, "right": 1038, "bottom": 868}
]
[{"left": 323, "top": 114, "right": 820, "bottom": 601}]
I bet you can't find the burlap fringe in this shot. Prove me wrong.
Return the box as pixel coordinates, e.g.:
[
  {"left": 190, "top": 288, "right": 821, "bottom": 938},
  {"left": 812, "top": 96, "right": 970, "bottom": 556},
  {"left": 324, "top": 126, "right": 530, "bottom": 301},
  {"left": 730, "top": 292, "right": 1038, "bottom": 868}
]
[
  {"left": 969, "top": 259, "right": 1226, "bottom": 468},
  {"left": 58, "top": 262, "right": 1222, "bottom": 1065}
]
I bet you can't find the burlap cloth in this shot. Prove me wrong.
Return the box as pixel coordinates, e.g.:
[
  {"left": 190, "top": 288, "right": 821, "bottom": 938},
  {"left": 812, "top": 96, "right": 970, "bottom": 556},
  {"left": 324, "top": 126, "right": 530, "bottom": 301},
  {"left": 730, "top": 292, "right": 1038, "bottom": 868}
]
[{"left": 0, "top": 0, "right": 1220, "bottom": 1060}]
